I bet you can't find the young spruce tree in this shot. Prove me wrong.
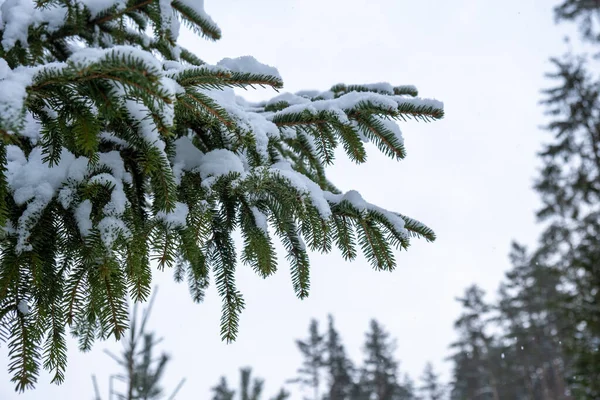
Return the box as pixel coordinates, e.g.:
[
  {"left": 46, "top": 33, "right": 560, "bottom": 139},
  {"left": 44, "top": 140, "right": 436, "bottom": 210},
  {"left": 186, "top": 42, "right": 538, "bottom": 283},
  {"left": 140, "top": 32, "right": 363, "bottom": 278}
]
[
  {"left": 357, "top": 320, "right": 414, "bottom": 400},
  {"left": 323, "top": 315, "right": 355, "bottom": 400},
  {"left": 418, "top": 363, "right": 444, "bottom": 400},
  {"left": 0, "top": 0, "right": 443, "bottom": 391},
  {"left": 212, "top": 367, "right": 289, "bottom": 400},
  {"left": 92, "top": 289, "right": 185, "bottom": 400},
  {"left": 290, "top": 319, "right": 325, "bottom": 400}
]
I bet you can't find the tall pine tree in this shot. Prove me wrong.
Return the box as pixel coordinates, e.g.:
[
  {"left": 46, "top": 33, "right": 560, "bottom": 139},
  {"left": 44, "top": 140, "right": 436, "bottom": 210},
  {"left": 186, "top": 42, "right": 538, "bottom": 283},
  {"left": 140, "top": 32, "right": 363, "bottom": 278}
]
[
  {"left": 0, "top": 0, "right": 443, "bottom": 391},
  {"left": 212, "top": 367, "right": 289, "bottom": 400},
  {"left": 291, "top": 316, "right": 421, "bottom": 400},
  {"left": 92, "top": 289, "right": 185, "bottom": 400},
  {"left": 357, "top": 320, "right": 414, "bottom": 400},
  {"left": 290, "top": 319, "right": 325, "bottom": 400},
  {"left": 0, "top": 0, "right": 444, "bottom": 391},
  {"left": 323, "top": 315, "right": 354, "bottom": 400},
  {"left": 418, "top": 363, "right": 444, "bottom": 400},
  {"left": 448, "top": 286, "right": 500, "bottom": 400},
  {"left": 519, "top": 0, "right": 600, "bottom": 395}
]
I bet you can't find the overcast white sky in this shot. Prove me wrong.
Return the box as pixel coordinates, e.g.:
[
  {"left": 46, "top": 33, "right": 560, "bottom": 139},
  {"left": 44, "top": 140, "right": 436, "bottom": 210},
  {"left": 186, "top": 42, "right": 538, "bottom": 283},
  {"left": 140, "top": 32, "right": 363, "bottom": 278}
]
[{"left": 1, "top": 0, "right": 574, "bottom": 399}]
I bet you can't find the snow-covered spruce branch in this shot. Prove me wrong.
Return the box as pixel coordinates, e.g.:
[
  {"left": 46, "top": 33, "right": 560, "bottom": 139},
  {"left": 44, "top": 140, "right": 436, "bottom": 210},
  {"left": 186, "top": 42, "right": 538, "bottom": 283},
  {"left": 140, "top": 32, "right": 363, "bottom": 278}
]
[{"left": 0, "top": 0, "right": 443, "bottom": 391}]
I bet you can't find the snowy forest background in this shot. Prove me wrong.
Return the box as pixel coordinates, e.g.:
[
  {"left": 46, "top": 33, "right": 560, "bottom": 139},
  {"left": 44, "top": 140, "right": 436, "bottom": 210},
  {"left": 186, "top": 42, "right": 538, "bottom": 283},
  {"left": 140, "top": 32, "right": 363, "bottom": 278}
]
[{"left": 1, "top": 0, "right": 599, "bottom": 399}]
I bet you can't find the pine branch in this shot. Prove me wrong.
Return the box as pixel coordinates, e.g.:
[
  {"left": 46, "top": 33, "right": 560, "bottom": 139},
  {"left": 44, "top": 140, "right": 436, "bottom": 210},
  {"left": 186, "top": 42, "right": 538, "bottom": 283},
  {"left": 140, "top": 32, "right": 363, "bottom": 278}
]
[
  {"left": 0, "top": 0, "right": 444, "bottom": 388},
  {"left": 94, "top": 0, "right": 154, "bottom": 25},
  {"left": 172, "top": 0, "right": 222, "bottom": 40}
]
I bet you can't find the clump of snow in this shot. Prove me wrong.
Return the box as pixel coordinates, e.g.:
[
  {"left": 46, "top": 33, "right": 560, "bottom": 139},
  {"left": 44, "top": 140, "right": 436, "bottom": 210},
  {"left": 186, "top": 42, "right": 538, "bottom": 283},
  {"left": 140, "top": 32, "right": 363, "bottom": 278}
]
[
  {"left": 97, "top": 216, "right": 131, "bottom": 249},
  {"left": 295, "top": 90, "right": 320, "bottom": 99},
  {"left": 315, "top": 91, "right": 335, "bottom": 100},
  {"left": 89, "top": 173, "right": 127, "bottom": 216},
  {"left": 376, "top": 116, "right": 404, "bottom": 145},
  {"left": 0, "top": 0, "right": 35, "bottom": 50},
  {"left": 217, "top": 56, "right": 281, "bottom": 79},
  {"left": 17, "top": 299, "right": 29, "bottom": 315},
  {"left": 177, "top": 0, "right": 220, "bottom": 37},
  {"left": 324, "top": 190, "right": 407, "bottom": 236},
  {"left": 269, "top": 161, "right": 332, "bottom": 219},
  {"left": 159, "top": 0, "right": 173, "bottom": 32},
  {"left": 16, "top": 112, "right": 42, "bottom": 144},
  {"left": 79, "top": 0, "right": 126, "bottom": 18},
  {"left": 156, "top": 202, "right": 189, "bottom": 229},
  {"left": 199, "top": 149, "right": 245, "bottom": 180},
  {"left": 266, "top": 93, "right": 311, "bottom": 107},
  {"left": 0, "top": 58, "right": 9, "bottom": 79},
  {"left": 250, "top": 207, "right": 268, "bottom": 233},
  {"left": 198, "top": 88, "right": 278, "bottom": 158},
  {"left": 6, "top": 146, "right": 79, "bottom": 251},
  {"left": 99, "top": 132, "right": 130, "bottom": 148},
  {"left": 172, "top": 137, "right": 246, "bottom": 185},
  {"left": 98, "top": 151, "right": 132, "bottom": 185},
  {"left": 0, "top": 65, "right": 36, "bottom": 130},
  {"left": 245, "top": 112, "right": 279, "bottom": 158},
  {"left": 4, "top": 144, "right": 133, "bottom": 251},
  {"left": 73, "top": 45, "right": 163, "bottom": 72},
  {"left": 124, "top": 100, "right": 166, "bottom": 152},
  {"left": 74, "top": 200, "right": 93, "bottom": 236},
  {"left": 1, "top": 0, "right": 67, "bottom": 50},
  {"left": 362, "top": 82, "right": 394, "bottom": 94}
]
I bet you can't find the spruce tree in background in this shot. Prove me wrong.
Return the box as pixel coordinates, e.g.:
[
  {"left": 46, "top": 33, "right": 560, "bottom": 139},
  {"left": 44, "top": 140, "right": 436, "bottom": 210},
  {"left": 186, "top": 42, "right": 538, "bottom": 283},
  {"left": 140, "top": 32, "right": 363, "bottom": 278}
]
[
  {"left": 212, "top": 378, "right": 235, "bottom": 400},
  {"left": 418, "top": 363, "right": 444, "bottom": 400},
  {"left": 516, "top": 0, "right": 600, "bottom": 395},
  {"left": 323, "top": 315, "right": 355, "bottom": 400},
  {"left": 92, "top": 290, "right": 185, "bottom": 400},
  {"left": 447, "top": 2, "right": 600, "bottom": 394},
  {"left": 448, "top": 286, "right": 500, "bottom": 400},
  {"left": 290, "top": 319, "right": 325, "bottom": 400},
  {"left": 212, "top": 367, "right": 289, "bottom": 400},
  {"left": 496, "top": 243, "right": 570, "bottom": 399},
  {"left": 357, "top": 320, "right": 415, "bottom": 400},
  {"left": 288, "top": 317, "right": 422, "bottom": 400},
  {"left": 535, "top": 5, "right": 600, "bottom": 390},
  {"left": 0, "top": 0, "right": 444, "bottom": 391}
]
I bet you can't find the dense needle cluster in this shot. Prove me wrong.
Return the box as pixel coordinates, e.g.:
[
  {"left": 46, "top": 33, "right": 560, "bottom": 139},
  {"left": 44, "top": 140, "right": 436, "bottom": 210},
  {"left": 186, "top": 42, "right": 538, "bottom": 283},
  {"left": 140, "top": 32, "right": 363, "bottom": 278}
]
[{"left": 0, "top": 0, "right": 443, "bottom": 391}]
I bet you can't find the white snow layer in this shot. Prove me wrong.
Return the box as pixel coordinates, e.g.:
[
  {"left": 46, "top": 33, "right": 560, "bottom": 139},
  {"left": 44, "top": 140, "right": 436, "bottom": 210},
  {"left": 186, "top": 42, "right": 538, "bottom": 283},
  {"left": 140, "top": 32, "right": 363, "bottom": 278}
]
[
  {"left": 177, "top": 0, "right": 220, "bottom": 37},
  {"left": 5, "top": 145, "right": 132, "bottom": 251},
  {"left": 0, "top": 0, "right": 67, "bottom": 50},
  {"left": 17, "top": 299, "right": 29, "bottom": 314},
  {"left": 156, "top": 202, "right": 189, "bottom": 229},
  {"left": 74, "top": 200, "right": 93, "bottom": 236},
  {"left": 217, "top": 56, "right": 281, "bottom": 79}
]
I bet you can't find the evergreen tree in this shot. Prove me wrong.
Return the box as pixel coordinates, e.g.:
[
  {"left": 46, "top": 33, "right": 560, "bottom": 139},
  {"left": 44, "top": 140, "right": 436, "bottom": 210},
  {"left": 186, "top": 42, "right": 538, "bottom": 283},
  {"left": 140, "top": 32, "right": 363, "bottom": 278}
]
[
  {"left": 323, "top": 315, "right": 355, "bottom": 400},
  {"left": 212, "top": 367, "right": 289, "bottom": 400},
  {"left": 0, "top": 0, "right": 443, "bottom": 391},
  {"left": 518, "top": 0, "right": 600, "bottom": 395},
  {"left": 212, "top": 377, "right": 236, "bottom": 400},
  {"left": 495, "top": 243, "right": 570, "bottom": 399},
  {"left": 418, "top": 363, "right": 444, "bottom": 400},
  {"left": 239, "top": 367, "right": 265, "bottom": 400},
  {"left": 92, "top": 289, "right": 185, "bottom": 400},
  {"left": 445, "top": 1, "right": 600, "bottom": 398},
  {"left": 289, "top": 316, "right": 422, "bottom": 400},
  {"left": 399, "top": 374, "right": 418, "bottom": 400},
  {"left": 357, "top": 320, "right": 412, "bottom": 400},
  {"left": 290, "top": 319, "right": 325, "bottom": 400},
  {"left": 448, "top": 286, "right": 500, "bottom": 400},
  {"left": 448, "top": 256, "right": 572, "bottom": 399},
  {"left": 537, "top": 45, "right": 600, "bottom": 399}
]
